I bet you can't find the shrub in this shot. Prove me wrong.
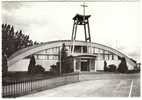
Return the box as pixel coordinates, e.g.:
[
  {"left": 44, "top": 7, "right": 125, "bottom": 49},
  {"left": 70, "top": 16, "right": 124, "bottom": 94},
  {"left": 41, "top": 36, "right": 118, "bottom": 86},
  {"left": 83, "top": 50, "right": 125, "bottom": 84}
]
[
  {"left": 104, "top": 61, "right": 108, "bottom": 71},
  {"left": 108, "top": 64, "right": 116, "bottom": 72},
  {"left": 33, "top": 65, "right": 45, "bottom": 73},
  {"left": 117, "top": 57, "right": 128, "bottom": 73},
  {"left": 50, "top": 64, "right": 59, "bottom": 74},
  {"left": 28, "top": 55, "right": 45, "bottom": 73},
  {"left": 28, "top": 55, "right": 36, "bottom": 73}
]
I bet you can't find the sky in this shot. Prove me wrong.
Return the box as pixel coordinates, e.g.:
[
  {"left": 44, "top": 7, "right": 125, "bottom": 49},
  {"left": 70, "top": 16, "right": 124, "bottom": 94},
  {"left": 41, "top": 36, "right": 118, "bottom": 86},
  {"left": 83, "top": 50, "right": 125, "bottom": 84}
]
[{"left": 1, "top": 1, "right": 141, "bottom": 62}]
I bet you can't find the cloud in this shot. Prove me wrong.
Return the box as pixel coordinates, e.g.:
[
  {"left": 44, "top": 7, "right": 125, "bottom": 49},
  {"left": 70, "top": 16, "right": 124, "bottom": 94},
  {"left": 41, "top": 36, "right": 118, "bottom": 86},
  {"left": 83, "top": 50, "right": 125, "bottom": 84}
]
[
  {"left": 117, "top": 46, "right": 141, "bottom": 62},
  {"left": 2, "top": 1, "right": 23, "bottom": 11},
  {"left": 2, "top": 2, "right": 140, "bottom": 61},
  {"left": 2, "top": 2, "right": 78, "bottom": 41},
  {"left": 129, "top": 51, "right": 141, "bottom": 62}
]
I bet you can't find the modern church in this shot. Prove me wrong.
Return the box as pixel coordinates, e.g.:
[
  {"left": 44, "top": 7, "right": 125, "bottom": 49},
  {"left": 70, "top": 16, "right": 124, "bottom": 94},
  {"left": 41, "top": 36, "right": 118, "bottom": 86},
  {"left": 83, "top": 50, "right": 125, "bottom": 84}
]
[{"left": 8, "top": 9, "right": 136, "bottom": 72}]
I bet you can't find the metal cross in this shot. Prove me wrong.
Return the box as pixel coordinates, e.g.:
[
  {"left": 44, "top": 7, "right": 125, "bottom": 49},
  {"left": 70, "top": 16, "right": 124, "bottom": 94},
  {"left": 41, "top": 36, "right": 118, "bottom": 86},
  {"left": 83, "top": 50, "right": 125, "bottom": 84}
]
[
  {"left": 81, "top": 1, "right": 88, "bottom": 23},
  {"left": 81, "top": 1, "right": 88, "bottom": 16}
]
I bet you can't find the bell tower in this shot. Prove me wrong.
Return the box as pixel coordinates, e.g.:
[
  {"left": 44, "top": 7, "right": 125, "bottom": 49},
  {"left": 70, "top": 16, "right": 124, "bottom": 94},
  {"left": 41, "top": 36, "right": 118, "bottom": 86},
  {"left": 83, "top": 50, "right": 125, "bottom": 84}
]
[{"left": 71, "top": 2, "right": 91, "bottom": 42}]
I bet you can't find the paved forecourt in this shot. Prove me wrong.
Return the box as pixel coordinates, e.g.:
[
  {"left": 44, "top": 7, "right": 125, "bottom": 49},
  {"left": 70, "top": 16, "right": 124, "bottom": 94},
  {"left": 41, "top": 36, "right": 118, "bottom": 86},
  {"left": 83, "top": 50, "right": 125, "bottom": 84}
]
[{"left": 25, "top": 73, "right": 140, "bottom": 97}]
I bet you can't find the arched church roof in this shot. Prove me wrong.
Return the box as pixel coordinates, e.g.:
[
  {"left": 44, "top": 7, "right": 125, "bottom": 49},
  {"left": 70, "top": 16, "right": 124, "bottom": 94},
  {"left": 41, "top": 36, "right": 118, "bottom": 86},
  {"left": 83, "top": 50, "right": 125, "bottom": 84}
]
[{"left": 8, "top": 40, "right": 136, "bottom": 67}]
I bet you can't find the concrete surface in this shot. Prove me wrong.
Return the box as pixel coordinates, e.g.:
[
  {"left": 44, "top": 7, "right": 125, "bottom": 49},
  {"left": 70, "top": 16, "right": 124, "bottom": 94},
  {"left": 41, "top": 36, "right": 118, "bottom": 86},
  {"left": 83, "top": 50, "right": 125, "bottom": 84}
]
[{"left": 25, "top": 73, "right": 140, "bottom": 97}]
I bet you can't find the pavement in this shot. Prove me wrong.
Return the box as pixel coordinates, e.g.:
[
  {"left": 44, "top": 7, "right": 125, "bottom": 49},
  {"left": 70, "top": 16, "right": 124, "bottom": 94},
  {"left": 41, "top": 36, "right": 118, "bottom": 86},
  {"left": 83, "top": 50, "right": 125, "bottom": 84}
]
[{"left": 24, "top": 73, "right": 140, "bottom": 97}]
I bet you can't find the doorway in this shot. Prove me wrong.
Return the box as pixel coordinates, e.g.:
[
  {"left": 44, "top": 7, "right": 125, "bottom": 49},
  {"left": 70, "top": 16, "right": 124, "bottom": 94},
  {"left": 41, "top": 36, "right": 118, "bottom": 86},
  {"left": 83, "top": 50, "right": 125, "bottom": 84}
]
[{"left": 81, "top": 59, "right": 89, "bottom": 71}]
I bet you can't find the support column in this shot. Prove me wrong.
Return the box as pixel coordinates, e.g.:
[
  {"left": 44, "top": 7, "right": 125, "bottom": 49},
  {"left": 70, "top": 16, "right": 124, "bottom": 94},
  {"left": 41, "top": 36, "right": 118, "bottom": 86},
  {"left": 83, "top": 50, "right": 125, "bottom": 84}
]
[
  {"left": 71, "top": 14, "right": 91, "bottom": 42},
  {"left": 94, "top": 59, "right": 96, "bottom": 72},
  {"left": 71, "top": 20, "right": 75, "bottom": 40},
  {"left": 84, "top": 24, "right": 87, "bottom": 41},
  {"left": 89, "top": 59, "right": 91, "bottom": 72},
  {"left": 87, "top": 19, "right": 91, "bottom": 42},
  {"left": 90, "top": 58, "right": 96, "bottom": 72},
  {"left": 74, "top": 22, "right": 78, "bottom": 40},
  {"left": 73, "top": 59, "right": 76, "bottom": 72},
  {"left": 81, "top": 46, "right": 83, "bottom": 53}
]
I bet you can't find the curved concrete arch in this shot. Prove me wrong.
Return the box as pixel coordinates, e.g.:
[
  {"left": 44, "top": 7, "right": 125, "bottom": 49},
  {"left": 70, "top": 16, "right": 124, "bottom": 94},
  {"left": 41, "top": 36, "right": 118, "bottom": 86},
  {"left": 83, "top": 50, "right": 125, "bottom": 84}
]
[{"left": 8, "top": 40, "right": 136, "bottom": 67}]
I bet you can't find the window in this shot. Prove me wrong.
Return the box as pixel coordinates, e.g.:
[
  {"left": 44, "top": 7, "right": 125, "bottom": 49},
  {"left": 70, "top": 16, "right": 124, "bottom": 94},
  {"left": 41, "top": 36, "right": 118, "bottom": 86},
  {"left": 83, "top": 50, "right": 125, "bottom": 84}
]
[
  {"left": 35, "top": 55, "right": 50, "bottom": 60},
  {"left": 74, "top": 46, "right": 81, "bottom": 53},
  {"left": 88, "top": 46, "right": 91, "bottom": 53},
  {"left": 95, "top": 48, "right": 99, "bottom": 53},
  {"left": 52, "top": 56, "right": 58, "bottom": 60},
  {"left": 46, "top": 55, "right": 49, "bottom": 60},
  {"left": 90, "top": 59, "right": 95, "bottom": 70},
  {"left": 49, "top": 56, "right": 52, "bottom": 60},
  {"left": 38, "top": 55, "right": 43, "bottom": 60},
  {"left": 34, "top": 55, "right": 38, "bottom": 59},
  {"left": 99, "top": 54, "right": 104, "bottom": 60},
  {"left": 108, "top": 54, "right": 110, "bottom": 60},
  {"left": 99, "top": 49, "right": 103, "bottom": 53},
  {"left": 104, "top": 50, "right": 109, "bottom": 54},
  {"left": 53, "top": 47, "right": 59, "bottom": 53},
  {"left": 103, "top": 50, "right": 105, "bottom": 60},
  {"left": 83, "top": 46, "right": 87, "bottom": 53},
  {"left": 104, "top": 54, "right": 107, "bottom": 60},
  {"left": 109, "top": 55, "right": 112, "bottom": 60},
  {"left": 76, "top": 61, "right": 80, "bottom": 70},
  {"left": 113, "top": 55, "right": 118, "bottom": 60},
  {"left": 92, "top": 47, "right": 95, "bottom": 54},
  {"left": 45, "top": 49, "right": 49, "bottom": 53},
  {"left": 66, "top": 46, "right": 70, "bottom": 51}
]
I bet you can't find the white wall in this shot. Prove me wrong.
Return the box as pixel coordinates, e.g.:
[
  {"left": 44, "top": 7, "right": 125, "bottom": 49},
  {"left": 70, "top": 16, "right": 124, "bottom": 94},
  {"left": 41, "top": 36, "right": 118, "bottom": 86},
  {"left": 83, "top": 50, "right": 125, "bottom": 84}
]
[
  {"left": 106, "top": 60, "right": 121, "bottom": 69},
  {"left": 36, "top": 60, "right": 58, "bottom": 71},
  {"left": 106, "top": 60, "right": 134, "bottom": 70},
  {"left": 95, "top": 60, "right": 104, "bottom": 70},
  {"left": 9, "top": 58, "right": 134, "bottom": 71},
  {"left": 8, "top": 59, "right": 30, "bottom": 71},
  {"left": 127, "top": 62, "right": 134, "bottom": 70},
  {"left": 95, "top": 60, "right": 134, "bottom": 71},
  {"left": 95, "top": 60, "right": 121, "bottom": 71},
  {"left": 8, "top": 59, "right": 58, "bottom": 71}
]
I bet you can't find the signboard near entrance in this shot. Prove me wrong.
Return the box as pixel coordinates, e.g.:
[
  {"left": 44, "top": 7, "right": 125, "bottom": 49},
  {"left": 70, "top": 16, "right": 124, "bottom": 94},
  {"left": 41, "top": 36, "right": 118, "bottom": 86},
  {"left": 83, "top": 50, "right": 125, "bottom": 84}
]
[{"left": 81, "top": 60, "right": 88, "bottom": 62}]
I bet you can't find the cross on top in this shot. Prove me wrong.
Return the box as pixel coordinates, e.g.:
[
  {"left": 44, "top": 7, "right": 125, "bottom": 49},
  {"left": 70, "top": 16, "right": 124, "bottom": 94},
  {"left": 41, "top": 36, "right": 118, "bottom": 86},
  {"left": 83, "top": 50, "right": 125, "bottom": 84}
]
[{"left": 81, "top": 1, "right": 88, "bottom": 16}]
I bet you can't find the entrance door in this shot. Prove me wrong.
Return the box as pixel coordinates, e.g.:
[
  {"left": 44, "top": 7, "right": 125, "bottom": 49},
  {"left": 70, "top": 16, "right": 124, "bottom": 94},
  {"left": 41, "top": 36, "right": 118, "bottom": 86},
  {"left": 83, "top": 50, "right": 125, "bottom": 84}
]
[{"left": 81, "top": 60, "right": 89, "bottom": 71}]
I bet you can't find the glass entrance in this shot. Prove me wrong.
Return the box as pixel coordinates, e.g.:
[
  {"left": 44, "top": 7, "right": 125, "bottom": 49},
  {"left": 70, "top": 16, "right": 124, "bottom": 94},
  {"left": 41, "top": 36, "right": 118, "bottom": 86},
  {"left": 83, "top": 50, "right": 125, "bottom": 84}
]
[{"left": 81, "top": 59, "right": 89, "bottom": 71}]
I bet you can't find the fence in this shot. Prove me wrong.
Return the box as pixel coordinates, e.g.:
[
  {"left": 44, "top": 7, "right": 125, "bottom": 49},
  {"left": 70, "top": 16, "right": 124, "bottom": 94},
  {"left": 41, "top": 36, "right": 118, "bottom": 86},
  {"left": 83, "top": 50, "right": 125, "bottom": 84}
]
[{"left": 2, "top": 73, "right": 79, "bottom": 98}]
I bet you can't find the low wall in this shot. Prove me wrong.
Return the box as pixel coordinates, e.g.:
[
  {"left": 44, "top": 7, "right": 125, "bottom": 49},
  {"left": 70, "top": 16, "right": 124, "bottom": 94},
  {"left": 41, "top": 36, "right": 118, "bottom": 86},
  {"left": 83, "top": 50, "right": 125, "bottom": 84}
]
[{"left": 2, "top": 73, "right": 79, "bottom": 98}]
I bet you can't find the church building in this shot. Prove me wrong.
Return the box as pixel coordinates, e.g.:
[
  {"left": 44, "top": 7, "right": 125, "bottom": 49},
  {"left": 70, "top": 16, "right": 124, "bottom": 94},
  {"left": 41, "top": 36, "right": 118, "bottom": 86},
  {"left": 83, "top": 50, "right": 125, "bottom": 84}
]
[{"left": 8, "top": 4, "right": 136, "bottom": 72}]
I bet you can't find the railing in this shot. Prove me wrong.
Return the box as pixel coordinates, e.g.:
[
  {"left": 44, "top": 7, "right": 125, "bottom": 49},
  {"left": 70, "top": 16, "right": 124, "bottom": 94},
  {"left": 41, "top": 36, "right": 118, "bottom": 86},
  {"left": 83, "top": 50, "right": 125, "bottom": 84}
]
[{"left": 2, "top": 73, "right": 79, "bottom": 98}]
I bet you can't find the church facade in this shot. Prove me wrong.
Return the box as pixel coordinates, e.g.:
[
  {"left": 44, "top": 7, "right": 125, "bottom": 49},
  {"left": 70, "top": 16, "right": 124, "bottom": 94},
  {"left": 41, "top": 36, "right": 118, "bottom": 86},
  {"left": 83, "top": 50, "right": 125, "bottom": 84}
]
[{"left": 8, "top": 40, "right": 136, "bottom": 72}]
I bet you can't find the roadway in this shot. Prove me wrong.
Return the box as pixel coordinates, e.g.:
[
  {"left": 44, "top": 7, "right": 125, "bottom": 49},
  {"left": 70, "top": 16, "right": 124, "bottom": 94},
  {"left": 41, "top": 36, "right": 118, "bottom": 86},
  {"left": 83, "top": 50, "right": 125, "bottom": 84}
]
[{"left": 25, "top": 73, "right": 140, "bottom": 97}]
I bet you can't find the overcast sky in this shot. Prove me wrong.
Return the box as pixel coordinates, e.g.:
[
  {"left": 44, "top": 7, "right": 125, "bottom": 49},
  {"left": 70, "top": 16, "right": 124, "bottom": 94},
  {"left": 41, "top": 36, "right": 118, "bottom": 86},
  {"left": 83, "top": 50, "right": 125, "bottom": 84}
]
[{"left": 2, "top": 1, "right": 141, "bottom": 62}]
